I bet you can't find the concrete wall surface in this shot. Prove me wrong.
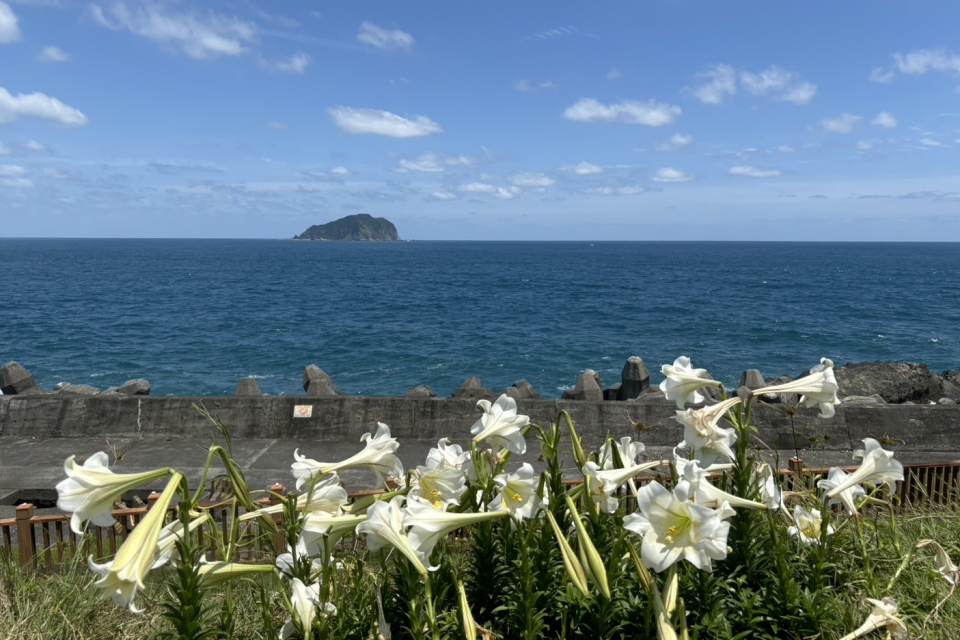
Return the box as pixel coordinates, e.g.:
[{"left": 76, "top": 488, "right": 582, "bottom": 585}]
[
  {"left": 2, "top": 393, "right": 960, "bottom": 451},
  {"left": 1, "top": 395, "right": 958, "bottom": 494}
]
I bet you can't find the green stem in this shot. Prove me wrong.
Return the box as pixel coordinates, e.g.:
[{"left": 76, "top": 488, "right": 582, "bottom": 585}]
[{"left": 424, "top": 574, "right": 442, "bottom": 640}]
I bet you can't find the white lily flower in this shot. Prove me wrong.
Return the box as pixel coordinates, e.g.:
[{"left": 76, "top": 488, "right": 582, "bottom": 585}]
[
  {"left": 752, "top": 358, "right": 840, "bottom": 418},
  {"left": 757, "top": 464, "right": 783, "bottom": 512},
  {"left": 659, "top": 356, "right": 723, "bottom": 409},
  {"left": 675, "top": 397, "right": 740, "bottom": 466},
  {"left": 673, "top": 456, "right": 768, "bottom": 512},
  {"left": 87, "top": 473, "right": 183, "bottom": 612},
  {"left": 356, "top": 496, "right": 429, "bottom": 575},
  {"left": 583, "top": 460, "right": 668, "bottom": 514},
  {"left": 404, "top": 496, "right": 509, "bottom": 570},
  {"left": 411, "top": 465, "right": 467, "bottom": 508},
  {"left": 787, "top": 505, "right": 833, "bottom": 545},
  {"left": 838, "top": 597, "right": 908, "bottom": 640},
  {"left": 916, "top": 539, "right": 960, "bottom": 585},
  {"left": 151, "top": 513, "right": 213, "bottom": 569},
  {"left": 279, "top": 578, "right": 331, "bottom": 640},
  {"left": 425, "top": 439, "right": 471, "bottom": 471},
  {"left": 301, "top": 512, "right": 367, "bottom": 559},
  {"left": 292, "top": 423, "right": 403, "bottom": 490},
  {"left": 624, "top": 480, "right": 732, "bottom": 573},
  {"left": 470, "top": 394, "right": 529, "bottom": 455},
  {"left": 817, "top": 467, "right": 866, "bottom": 516},
  {"left": 275, "top": 538, "right": 326, "bottom": 580},
  {"left": 826, "top": 438, "right": 904, "bottom": 500},
  {"left": 375, "top": 588, "right": 391, "bottom": 640},
  {"left": 491, "top": 463, "right": 543, "bottom": 520},
  {"left": 56, "top": 451, "right": 171, "bottom": 535},
  {"left": 254, "top": 473, "right": 348, "bottom": 519},
  {"left": 599, "top": 436, "right": 646, "bottom": 469}
]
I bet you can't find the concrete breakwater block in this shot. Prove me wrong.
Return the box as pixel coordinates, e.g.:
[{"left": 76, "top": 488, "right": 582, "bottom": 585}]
[
  {"left": 617, "top": 356, "right": 650, "bottom": 401},
  {"left": 235, "top": 377, "right": 263, "bottom": 396},
  {"left": 452, "top": 377, "right": 496, "bottom": 400},
  {"left": 1, "top": 362, "right": 39, "bottom": 395},
  {"left": 406, "top": 385, "right": 437, "bottom": 398},
  {"left": 303, "top": 365, "right": 342, "bottom": 397}
]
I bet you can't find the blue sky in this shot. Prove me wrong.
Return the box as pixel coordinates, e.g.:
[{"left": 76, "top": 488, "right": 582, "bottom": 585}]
[{"left": 1, "top": 0, "right": 959, "bottom": 240}]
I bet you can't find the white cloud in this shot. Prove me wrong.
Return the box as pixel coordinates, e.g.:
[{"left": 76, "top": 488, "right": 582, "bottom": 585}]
[
  {"left": 330, "top": 166, "right": 350, "bottom": 176},
  {"left": 90, "top": 2, "right": 256, "bottom": 59},
  {"left": 606, "top": 68, "right": 622, "bottom": 80},
  {"left": 856, "top": 141, "right": 874, "bottom": 150},
  {"left": 328, "top": 106, "right": 442, "bottom": 138},
  {"left": 656, "top": 133, "right": 693, "bottom": 151},
  {"left": 585, "top": 187, "right": 615, "bottom": 195},
  {"left": 0, "top": 2, "right": 20, "bottom": 44},
  {"left": 395, "top": 153, "right": 476, "bottom": 173},
  {"left": 691, "top": 64, "right": 737, "bottom": 104},
  {"left": 778, "top": 145, "right": 796, "bottom": 153},
  {"left": 561, "top": 161, "right": 603, "bottom": 175},
  {"left": 691, "top": 64, "right": 816, "bottom": 105},
  {"left": 272, "top": 51, "right": 310, "bottom": 74},
  {"left": 397, "top": 154, "right": 445, "bottom": 173},
  {"left": 918, "top": 137, "right": 948, "bottom": 147},
  {"left": 357, "top": 21, "right": 413, "bottom": 51},
  {"left": 729, "top": 165, "right": 781, "bottom": 178},
  {"left": 739, "top": 66, "right": 817, "bottom": 105},
  {"left": 821, "top": 113, "right": 862, "bottom": 134},
  {"left": 37, "top": 45, "right": 70, "bottom": 62},
  {"left": 23, "top": 139, "right": 46, "bottom": 151},
  {"left": 514, "top": 79, "right": 556, "bottom": 93},
  {"left": 563, "top": 98, "right": 681, "bottom": 126},
  {"left": 584, "top": 185, "right": 644, "bottom": 196},
  {"left": 893, "top": 48, "right": 960, "bottom": 76},
  {"left": 872, "top": 111, "right": 897, "bottom": 128},
  {"left": 430, "top": 191, "right": 456, "bottom": 201},
  {"left": 869, "top": 67, "right": 895, "bottom": 83},
  {"left": 519, "top": 26, "right": 577, "bottom": 43},
  {"left": 457, "top": 182, "right": 496, "bottom": 193},
  {"left": 267, "top": 121, "right": 288, "bottom": 130},
  {"left": 651, "top": 167, "right": 693, "bottom": 183},
  {"left": 494, "top": 186, "right": 519, "bottom": 200},
  {"left": 509, "top": 172, "right": 555, "bottom": 187},
  {"left": 0, "top": 87, "right": 88, "bottom": 127},
  {"left": 0, "top": 163, "right": 30, "bottom": 187}
]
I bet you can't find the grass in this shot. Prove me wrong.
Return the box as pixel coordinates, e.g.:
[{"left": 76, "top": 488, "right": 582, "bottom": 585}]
[{"left": 0, "top": 503, "right": 957, "bottom": 640}]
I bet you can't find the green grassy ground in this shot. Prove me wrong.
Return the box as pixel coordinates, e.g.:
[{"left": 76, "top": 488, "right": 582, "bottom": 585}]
[{"left": 0, "top": 505, "right": 957, "bottom": 640}]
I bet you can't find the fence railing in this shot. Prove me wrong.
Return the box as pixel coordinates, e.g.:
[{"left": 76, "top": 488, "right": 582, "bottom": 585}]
[{"left": 3, "top": 460, "right": 959, "bottom": 572}]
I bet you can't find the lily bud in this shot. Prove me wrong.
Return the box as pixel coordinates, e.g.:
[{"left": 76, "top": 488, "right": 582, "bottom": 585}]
[
  {"left": 565, "top": 495, "right": 611, "bottom": 598},
  {"left": 544, "top": 509, "right": 589, "bottom": 596}
]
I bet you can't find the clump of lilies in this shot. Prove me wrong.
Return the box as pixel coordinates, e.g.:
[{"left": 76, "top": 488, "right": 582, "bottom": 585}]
[{"left": 54, "top": 356, "right": 957, "bottom": 639}]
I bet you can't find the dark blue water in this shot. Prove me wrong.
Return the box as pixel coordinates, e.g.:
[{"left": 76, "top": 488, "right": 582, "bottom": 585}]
[{"left": 1, "top": 240, "right": 958, "bottom": 397}]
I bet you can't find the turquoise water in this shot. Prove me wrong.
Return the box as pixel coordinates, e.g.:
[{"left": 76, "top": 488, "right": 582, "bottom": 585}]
[{"left": 1, "top": 240, "right": 958, "bottom": 397}]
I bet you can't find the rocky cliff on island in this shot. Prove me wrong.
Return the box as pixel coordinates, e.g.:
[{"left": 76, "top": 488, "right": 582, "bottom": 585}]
[{"left": 294, "top": 214, "right": 400, "bottom": 241}]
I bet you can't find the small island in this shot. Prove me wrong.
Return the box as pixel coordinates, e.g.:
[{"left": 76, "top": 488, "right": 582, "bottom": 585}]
[{"left": 294, "top": 214, "right": 401, "bottom": 241}]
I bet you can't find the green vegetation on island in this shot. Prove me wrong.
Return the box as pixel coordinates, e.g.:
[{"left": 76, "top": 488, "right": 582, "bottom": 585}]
[{"left": 294, "top": 214, "right": 400, "bottom": 241}]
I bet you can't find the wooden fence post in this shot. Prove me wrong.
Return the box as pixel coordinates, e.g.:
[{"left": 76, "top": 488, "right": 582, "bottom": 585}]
[
  {"left": 147, "top": 492, "right": 161, "bottom": 510},
  {"left": 788, "top": 457, "right": 804, "bottom": 491},
  {"left": 15, "top": 504, "right": 35, "bottom": 569},
  {"left": 268, "top": 483, "right": 286, "bottom": 552}
]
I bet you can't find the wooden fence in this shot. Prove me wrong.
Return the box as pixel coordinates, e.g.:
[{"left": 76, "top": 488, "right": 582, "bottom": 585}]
[{"left": 2, "top": 460, "right": 959, "bottom": 572}]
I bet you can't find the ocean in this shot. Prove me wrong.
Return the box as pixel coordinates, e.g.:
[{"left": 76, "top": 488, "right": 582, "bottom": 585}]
[{"left": 1, "top": 239, "right": 958, "bottom": 398}]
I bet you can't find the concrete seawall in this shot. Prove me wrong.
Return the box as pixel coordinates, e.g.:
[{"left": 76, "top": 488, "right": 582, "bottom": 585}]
[{"left": 1, "top": 394, "right": 959, "bottom": 496}]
